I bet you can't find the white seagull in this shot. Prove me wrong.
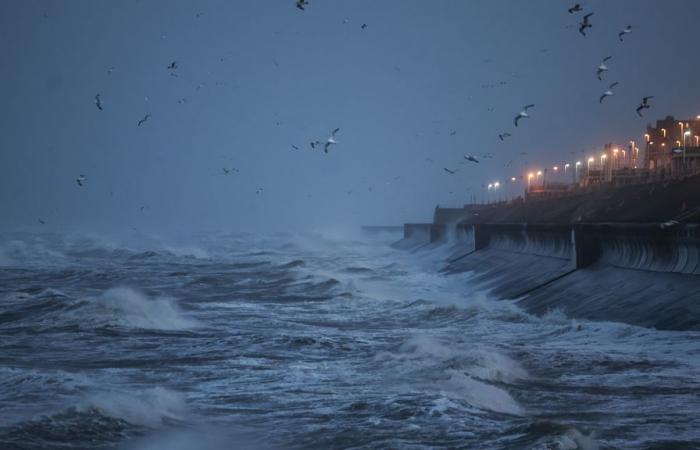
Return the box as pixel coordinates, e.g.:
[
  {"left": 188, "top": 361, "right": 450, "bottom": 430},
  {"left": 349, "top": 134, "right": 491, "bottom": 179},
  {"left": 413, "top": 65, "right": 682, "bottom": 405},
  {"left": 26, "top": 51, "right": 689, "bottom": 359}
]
[
  {"left": 618, "top": 25, "right": 632, "bottom": 42},
  {"left": 323, "top": 128, "right": 340, "bottom": 153},
  {"left": 597, "top": 56, "right": 612, "bottom": 80},
  {"left": 514, "top": 104, "right": 535, "bottom": 127},
  {"left": 599, "top": 82, "right": 619, "bottom": 103}
]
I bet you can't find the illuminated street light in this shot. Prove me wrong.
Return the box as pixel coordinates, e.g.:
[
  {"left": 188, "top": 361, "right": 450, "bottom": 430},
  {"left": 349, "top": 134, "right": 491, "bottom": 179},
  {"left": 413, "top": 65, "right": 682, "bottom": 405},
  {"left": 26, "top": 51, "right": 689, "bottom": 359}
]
[
  {"left": 644, "top": 133, "right": 650, "bottom": 142},
  {"left": 527, "top": 172, "right": 534, "bottom": 186},
  {"left": 511, "top": 177, "right": 517, "bottom": 182},
  {"left": 661, "top": 128, "right": 667, "bottom": 137},
  {"left": 553, "top": 165, "right": 559, "bottom": 172},
  {"left": 564, "top": 163, "right": 570, "bottom": 175},
  {"left": 575, "top": 161, "right": 582, "bottom": 181},
  {"left": 587, "top": 157, "right": 594, "bottom": 169},
  {"left": 695, "top": 135, "right": 699, "bottom": 146}
]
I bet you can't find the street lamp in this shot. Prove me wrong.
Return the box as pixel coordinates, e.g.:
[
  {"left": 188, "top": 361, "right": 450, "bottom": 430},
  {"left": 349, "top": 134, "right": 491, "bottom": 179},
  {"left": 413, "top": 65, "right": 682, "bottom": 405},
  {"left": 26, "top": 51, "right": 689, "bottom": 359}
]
[
  {"left": 683, "top": 130, "right": 691, "bottom": 165},
  {"left": 587, "top": 157, "right": 594, "bottom": 169},
  {"left": 661, "top": 128, "right": 667, "bottom": 138},
  {"left": 564, "top": 163, "right": 570, "bottom": 175},
  {"left": 644, "top": 133, "right": 650, "bottom": 142},
  {"left": 575, "top": 161, "right": 582, "bottom": 182},
  {"left": 527, "top": 172, "right": 534, "bottom": 187},
  {"left": 695, "top": 135, "right": 699, "bottom": 146}
]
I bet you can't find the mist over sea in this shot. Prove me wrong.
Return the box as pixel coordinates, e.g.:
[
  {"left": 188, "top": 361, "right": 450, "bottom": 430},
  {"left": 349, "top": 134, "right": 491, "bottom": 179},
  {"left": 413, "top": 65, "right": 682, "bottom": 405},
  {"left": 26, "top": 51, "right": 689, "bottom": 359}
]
[{"left": 0, "top": 231, "right": 698, "bottom": 450}]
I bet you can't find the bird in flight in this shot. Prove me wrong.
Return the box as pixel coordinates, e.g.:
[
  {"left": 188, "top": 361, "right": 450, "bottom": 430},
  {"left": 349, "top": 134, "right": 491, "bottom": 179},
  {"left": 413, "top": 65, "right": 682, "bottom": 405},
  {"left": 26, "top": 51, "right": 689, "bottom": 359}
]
[
  {"left": 464, "top": 155, "right": 480, "bottom": 163},
  {"left": 618, "top": 25, "right": 632, "bottom": 42},
  {"left": 599, "top": 82, "right": 619, "bottom": 103},
  {"left": 636, "top": 96, "right": 654, "bottom": 117},
  {"left": 316, "top": 128, "right": 340, "bottom": 153},
  {"left": 597, "top": 56, "right": 612, "bottom": 80},
  {"left": 222, "top": 167, "right": 239, "bottom": 175},
  {"left": 443, "top": 167, "right": 457, "bottom": 174},
  {"left": 167, "top": 61, "right": 177, "bottom": 70},
  {"left": 75, "top": 174, "right": 86, "bottom": 187},
  {"left": 579, "top": 13, "right": 593, "bottom": 36},
  {"left": 291, "top": 144, "right": 299, "bottom": 150},
  {"left": 361, "top": 24, "right": 367, "bottom": 29},
  {"left": 137, "top": 114, "right": 151, "bottom": 127},
  {"left": 95, "top": 94, "right": 103, "bottom": 111},
  {"left": 296, "top": 0, "right": 309, "bottom": 10},
  {"left": 450, "top": 130, "right": 457, "bottom": 136},
  {"left": 38, "top": 218, "right": 46, "bottom": 225},
  {"left": 498, "top": 132, "right": 512, "bottom": 141},
  {"left": 256, "top": 188, "right": 264, "bottom": 195},
  {"left": 568, "top": 4, "right": 582, "bottom": 13},
  {"left": 514, "top": 104, "right": 535, "bottom": 127}
]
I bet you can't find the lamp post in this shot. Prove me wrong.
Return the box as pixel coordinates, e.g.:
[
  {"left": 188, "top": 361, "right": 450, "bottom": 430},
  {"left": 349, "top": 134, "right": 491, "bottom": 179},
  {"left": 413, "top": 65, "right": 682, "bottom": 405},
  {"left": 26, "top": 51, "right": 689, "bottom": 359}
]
[
  {"left": 587, "top": 157, "right": 594, "bottom": 170},
  {"left": 575, "top": 161, "right": 582, "bottom": 183},
  {"left": 683, "top": 130, "right": 691, "bottom": 166}
]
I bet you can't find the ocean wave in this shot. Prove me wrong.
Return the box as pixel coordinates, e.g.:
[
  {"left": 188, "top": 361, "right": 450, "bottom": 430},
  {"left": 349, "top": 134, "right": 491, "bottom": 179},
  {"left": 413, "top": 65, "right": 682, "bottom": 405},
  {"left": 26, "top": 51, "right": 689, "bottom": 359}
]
[
  {"left": 88, "top": 287, "right": 198, "bottom": 330},
  {"left": 78, "top": 386, "right": 186, "bottom": 428}
]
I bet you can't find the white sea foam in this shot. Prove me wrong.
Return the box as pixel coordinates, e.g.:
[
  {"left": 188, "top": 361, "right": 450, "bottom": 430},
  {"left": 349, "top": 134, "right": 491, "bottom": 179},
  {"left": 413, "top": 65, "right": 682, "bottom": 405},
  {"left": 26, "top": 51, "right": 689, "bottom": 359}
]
[
  {"left": 79, "top": 386, "right": 185, "bottom": 428},
  {"left": 440, "top": 370, "right": 524, "bottom": 416},
  {"left": 93, "top": 287, "right": 197, "bottom": 330}
]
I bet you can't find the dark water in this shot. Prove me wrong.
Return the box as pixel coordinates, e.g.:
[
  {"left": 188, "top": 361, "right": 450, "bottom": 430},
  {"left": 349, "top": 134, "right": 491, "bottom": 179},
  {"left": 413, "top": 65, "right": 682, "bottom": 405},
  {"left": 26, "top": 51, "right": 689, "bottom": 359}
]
[{"left": 0, "top": 231, "right": 698, "bottom": 450}]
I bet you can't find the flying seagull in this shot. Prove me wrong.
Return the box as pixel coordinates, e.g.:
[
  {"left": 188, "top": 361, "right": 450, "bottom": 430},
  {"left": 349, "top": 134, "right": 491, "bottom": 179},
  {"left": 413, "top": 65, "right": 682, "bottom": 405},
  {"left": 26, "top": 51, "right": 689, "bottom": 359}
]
[
  {"left": 568, "top": 4, "right": 582, "bottom": 13},
  {"left": 514, "top": 104, "right": 535, "bottom": 127},
  {"left": 618, "top": 25, "right": 632, "bottom": 42},
  {"left": 167, "top": 61, "right": 177, "bottom": 70},
  {"left": 323, "top": 128, "right": 340, "bottom": 153},
  {"left": 636, "top": 96, "right": 654, "bottom": 117},
  {"left": 597, "top": 56, "right": 612, "bottom": 80},
  {"left": 256, "top": 188, "right": 264, "bottom": 195},
  {"left": 75, "top": 174, "right": 86, "bottom": 187},
  {"left": 222, "top": 167, "right": 239, "bottom": 175},
  {"left": 599, "top": 82, "right": 619, "bottom": 103},
  {"left": 94, "top": 94, "right": 103, "bottom": 111},
  {"left": 361, "top": 24, "right": 367, "bottom": 29},
  {"left": 38, "top": 218, "right": 46, "bottom": 225},
  {"left": 291, "top": 144, "right": 299, "bottom": 150},
  {"left": 443, "top": 167, "right": 457, "bottom": 174},
  {"left": 498, "top": 132, "right": 512, "bottom": 141},
  {"left": 137, "top": 114, "right": 151, "bottom": 127},
  {"left": 464, "top": 155, "right": 480, "bottom": 163},
  {"left": 579, "top": 13, "right": 593, "bottom": 36},
  {"left": 295, "top": 0, "right": 309, "bottom": 10}
]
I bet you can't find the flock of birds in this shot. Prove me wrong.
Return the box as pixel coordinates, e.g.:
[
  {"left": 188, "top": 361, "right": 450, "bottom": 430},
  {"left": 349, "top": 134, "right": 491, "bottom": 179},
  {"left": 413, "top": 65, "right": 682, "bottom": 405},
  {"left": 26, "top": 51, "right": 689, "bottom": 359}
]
[
  {"left": 40, "top": 2, "right": 662, "bottom": 225},
  {"left": 439, "top": 3, "right": 654, "bottom": 177}
]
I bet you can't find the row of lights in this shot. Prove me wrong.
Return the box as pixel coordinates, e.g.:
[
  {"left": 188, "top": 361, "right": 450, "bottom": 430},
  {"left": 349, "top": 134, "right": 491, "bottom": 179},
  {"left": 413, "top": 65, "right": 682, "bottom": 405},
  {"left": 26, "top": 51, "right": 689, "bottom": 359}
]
[{"left": 486, "top": 116, "right": 700, "bottom": 194}]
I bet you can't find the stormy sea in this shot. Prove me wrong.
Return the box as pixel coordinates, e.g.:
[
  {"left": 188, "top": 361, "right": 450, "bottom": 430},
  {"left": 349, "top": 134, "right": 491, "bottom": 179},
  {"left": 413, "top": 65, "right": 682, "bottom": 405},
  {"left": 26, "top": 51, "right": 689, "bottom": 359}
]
[{"left": 0, "top": 231, "right": 698, "bottom": 450}]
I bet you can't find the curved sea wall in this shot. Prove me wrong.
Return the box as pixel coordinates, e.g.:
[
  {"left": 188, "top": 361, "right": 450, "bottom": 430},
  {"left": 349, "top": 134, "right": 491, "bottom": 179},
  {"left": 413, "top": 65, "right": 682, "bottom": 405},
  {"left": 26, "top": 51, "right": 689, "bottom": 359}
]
[{"left": 396, "top": 222, "right": 700, "bottom": 330}]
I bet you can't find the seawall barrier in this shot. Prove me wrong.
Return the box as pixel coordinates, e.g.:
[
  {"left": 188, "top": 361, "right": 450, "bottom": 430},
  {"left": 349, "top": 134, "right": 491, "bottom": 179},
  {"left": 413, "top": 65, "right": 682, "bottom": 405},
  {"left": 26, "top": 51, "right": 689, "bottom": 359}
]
[{"left": 394, "top": 222, "right": 700, "bottom": 330}]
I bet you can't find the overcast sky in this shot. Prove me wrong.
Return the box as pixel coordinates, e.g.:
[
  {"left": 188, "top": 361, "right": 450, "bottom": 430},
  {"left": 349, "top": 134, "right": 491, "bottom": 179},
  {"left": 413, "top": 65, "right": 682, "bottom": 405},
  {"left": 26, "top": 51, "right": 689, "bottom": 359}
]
[{"left": 2, "top": 0, "right": 699, "bottom": 233}]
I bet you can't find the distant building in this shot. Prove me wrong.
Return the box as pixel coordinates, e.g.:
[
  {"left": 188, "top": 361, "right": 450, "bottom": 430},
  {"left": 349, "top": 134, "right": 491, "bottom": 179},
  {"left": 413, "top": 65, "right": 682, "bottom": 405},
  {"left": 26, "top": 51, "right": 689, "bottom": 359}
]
[{"left": 645, "top": 115, "right": 700, "bottom": 173}]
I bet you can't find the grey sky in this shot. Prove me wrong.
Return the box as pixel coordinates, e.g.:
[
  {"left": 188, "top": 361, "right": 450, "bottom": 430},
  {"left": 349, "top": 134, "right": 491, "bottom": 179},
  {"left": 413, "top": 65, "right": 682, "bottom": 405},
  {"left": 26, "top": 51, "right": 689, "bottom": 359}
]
[{"left": 2, "top": 0, "right": 699, "bottom": 233}]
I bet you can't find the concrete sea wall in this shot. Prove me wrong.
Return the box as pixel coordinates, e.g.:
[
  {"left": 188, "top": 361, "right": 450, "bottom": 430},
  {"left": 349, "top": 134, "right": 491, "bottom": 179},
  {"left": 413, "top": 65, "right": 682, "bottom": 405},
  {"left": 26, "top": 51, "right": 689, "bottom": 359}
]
[{"left": 395, "top": 222, "right": 700, "bottom": 330}]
